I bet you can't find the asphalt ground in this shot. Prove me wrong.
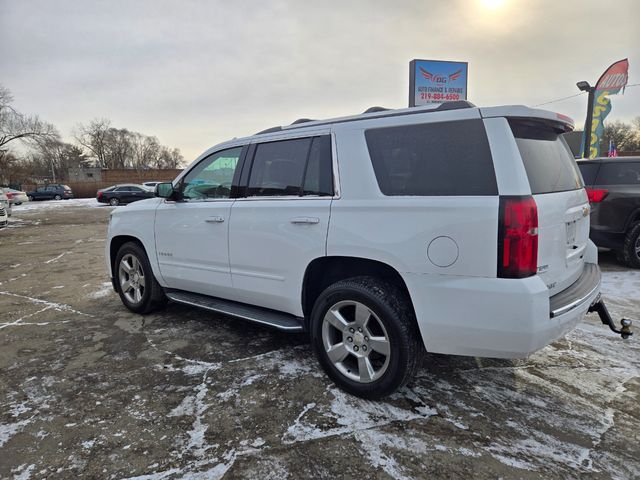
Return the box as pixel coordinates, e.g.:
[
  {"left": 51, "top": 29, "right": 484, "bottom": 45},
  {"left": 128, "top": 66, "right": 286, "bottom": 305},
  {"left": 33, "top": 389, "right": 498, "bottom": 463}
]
[{"left": 1, "top": 199, "right": 639, "bottom": 479}]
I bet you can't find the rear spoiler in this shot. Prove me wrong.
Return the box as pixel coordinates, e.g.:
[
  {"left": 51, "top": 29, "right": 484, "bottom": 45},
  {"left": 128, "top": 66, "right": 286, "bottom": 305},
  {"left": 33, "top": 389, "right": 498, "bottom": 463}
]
[{"left": 480, "top": 105, "right": 575, "bottom": 133}]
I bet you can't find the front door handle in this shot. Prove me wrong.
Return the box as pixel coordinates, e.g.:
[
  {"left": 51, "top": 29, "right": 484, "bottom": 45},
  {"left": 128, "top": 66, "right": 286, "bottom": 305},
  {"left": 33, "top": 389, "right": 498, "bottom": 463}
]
[
  {"left": 205, "top": 216, "right": 225, "bottom": 223},
  {"left": 290, "top": 217, "right": 319, "bottom": 224}
]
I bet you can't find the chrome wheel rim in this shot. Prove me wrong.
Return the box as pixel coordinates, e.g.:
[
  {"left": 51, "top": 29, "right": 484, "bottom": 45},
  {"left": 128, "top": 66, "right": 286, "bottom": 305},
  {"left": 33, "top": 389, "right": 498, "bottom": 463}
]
[
  {"left": 118, "top": 254, "right": 146, "bottom": 304},
  {"left": 635, "top": 236, "right": 640, "bottom": 259},
  {"left": 321, "top": 300, "right": 391, "bottom": 383},
  {"left": 110, "top": 198, "right": 119, "bottom": 206}
]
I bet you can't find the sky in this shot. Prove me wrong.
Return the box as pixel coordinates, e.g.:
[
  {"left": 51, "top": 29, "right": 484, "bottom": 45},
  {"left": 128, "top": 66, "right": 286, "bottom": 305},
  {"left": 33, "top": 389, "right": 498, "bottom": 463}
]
[{"left": 1, "top": 0, "right": 639, "bottom": 163}]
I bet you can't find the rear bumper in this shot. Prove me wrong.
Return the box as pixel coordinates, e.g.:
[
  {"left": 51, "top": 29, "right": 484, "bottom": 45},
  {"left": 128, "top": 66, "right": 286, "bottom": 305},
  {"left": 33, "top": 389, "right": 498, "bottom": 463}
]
[
  {"left": 549, "top": 263, "right": 600, "bottom": 317},
  {"left": 403, "top": 263, "right": 601, "bottom": 358}
]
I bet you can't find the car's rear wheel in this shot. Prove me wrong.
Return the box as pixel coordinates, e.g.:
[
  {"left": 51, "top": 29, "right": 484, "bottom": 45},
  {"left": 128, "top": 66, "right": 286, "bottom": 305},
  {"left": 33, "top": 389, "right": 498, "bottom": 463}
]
[
  {"left": 54, "top": 194, "right": 62, "bottom": 200},
  {"left": 310, "top": 276, "right": 423, "bottom": 399},
  {"left": 109, "top": 197, "right": 120, "bottom": 206},
  {"left": 617, "top": 221, "right": 640, "bottom": 269},
  {"left": 115, "top": 242, "right": 167, "bottom": 313}
]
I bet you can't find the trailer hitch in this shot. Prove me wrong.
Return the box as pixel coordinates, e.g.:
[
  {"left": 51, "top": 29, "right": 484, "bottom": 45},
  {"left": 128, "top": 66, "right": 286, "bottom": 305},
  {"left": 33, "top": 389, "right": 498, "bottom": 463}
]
[{"left": 588, "top": 297, "right": 633, "bottom": 339}]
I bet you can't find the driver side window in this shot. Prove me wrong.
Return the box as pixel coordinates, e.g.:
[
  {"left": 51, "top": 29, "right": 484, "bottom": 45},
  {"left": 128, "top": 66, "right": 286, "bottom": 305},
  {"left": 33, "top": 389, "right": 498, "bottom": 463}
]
[{"left": 180, "top": 147, "right": 242, "bottom": 201}]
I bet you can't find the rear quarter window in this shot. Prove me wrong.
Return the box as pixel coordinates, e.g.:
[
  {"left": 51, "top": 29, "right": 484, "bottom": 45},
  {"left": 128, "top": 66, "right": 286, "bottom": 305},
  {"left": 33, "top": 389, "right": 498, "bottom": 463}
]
[
  {"left": 510, "top": 120, "right": 583, "bottom": 194},
  {"left": 595, "top": 162, "right": 640, "bottom": 185},
  {"left": 364, "top": 119, "right": 498, "bottom": 196}
]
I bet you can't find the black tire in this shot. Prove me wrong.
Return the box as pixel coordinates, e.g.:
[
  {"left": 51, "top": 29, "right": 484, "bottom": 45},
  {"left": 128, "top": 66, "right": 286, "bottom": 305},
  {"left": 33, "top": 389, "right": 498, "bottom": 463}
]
[
  {"left": 109, "top": 197, "right": 120, "bottom": 206},
  {"left": 114, "top": 241, "right": 167, "bottom": 313},
  {"left": 54, "top": 194, "right": 62, "bottom": 200},
  {"left": 310, "top": 276, "right": 423, "bottom": 399},
  {"left": 617, "top": 221, "right": 640, "bottom": 269}
]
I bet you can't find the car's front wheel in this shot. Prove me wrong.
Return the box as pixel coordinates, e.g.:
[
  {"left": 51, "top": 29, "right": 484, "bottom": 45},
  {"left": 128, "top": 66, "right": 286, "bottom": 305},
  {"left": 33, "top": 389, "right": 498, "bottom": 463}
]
[
  {"left": 114, "top": 242, "right": 167, "bottom": 313},
  {"left": 310, "top": 276, "right": 423, "bottom": 399}
]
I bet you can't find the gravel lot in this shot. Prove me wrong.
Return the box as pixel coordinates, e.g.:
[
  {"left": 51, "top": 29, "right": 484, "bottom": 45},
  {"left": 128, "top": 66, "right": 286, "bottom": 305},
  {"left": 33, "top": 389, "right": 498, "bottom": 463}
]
[{"left": 1, "top": 199, "right": 639, "bottom": 479}]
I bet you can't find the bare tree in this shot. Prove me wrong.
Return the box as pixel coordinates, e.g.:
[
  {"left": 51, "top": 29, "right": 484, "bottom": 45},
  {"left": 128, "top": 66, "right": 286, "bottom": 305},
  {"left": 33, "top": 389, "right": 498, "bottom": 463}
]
[
  {"left": 74, "top": 118, "right": 184, "bottom": 170},
  {"left": 73, "top": 118, "right": 112, "bottom": 168},
  {"left": 0, "top": 84, "right": 58, "bottom": 152},
  {"left": 602, "top": 118, "right": 640, "bottom": 152}
]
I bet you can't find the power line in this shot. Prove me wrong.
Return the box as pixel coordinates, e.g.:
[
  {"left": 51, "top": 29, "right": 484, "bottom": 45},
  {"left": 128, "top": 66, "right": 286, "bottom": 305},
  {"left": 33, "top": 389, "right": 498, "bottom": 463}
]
[
  {"left": 533, "top": 92, "right": 585, "bottom": 107},
  {"left": 534, "top": 83, "right": 640, "bottom": 108}
]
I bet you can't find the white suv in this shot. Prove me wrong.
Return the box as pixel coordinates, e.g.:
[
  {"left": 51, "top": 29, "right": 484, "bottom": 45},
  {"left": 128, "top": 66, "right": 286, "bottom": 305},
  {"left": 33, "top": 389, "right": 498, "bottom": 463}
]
[{"left": 106, "top": 101, "right": 603, "bottom": 398}]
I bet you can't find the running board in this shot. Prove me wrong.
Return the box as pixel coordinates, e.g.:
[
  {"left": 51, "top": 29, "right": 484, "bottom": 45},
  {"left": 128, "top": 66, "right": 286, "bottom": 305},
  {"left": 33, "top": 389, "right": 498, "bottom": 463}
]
[{"left": 165, "top": 290, "right": 305, "bottom": 332}]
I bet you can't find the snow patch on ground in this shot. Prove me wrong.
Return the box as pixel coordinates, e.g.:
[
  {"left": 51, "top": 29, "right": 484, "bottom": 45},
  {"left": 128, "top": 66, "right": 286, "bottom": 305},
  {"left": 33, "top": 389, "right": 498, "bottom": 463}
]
[
  {"left": 11, "top": 198, "right": 113, "bottom": 212},
  {"left": 87, "top": 281, "right": 114, "bottom": 299},
  {"left": 0, "top": 419, "right": 31, "bottom": 447}
]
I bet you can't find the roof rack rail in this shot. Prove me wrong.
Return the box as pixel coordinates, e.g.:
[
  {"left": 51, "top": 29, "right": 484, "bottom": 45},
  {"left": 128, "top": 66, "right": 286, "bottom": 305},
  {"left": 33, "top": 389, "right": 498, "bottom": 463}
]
[
  {"left": 255, "top": 126, "right": 282, "bottom": 135},
  {"left": 432, "top": 100, "right": 476, "bottom": 111},
  {"left": 363, "top": 106, "right": 389, "bottom": 114},
  {"left": 291, "top": 118, "right": 315, "bottom": 125},
  {"left": 254, "top": 100, "right": 477, "bottom": 136}
]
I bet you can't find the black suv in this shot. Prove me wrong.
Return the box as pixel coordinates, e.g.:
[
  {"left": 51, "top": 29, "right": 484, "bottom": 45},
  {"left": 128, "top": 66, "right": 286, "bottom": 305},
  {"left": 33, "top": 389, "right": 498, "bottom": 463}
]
[
  {"left": 27, "top": 184, "right": 74, "bottom": 201},
  {"left": 578, "top": 157, "right": 640, "bottom": 268}
]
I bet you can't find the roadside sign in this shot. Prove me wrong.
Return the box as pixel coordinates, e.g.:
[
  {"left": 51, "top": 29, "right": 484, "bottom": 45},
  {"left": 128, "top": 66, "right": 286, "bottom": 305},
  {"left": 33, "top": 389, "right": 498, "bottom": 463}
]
[{"left": 409, "top": 59, "right": 469, "bottom": 107}]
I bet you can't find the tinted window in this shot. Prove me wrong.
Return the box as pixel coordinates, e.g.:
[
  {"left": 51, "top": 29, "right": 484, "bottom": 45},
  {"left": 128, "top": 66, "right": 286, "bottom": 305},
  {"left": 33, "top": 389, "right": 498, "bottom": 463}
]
[
  {"left": 303, "top": 136, "right": 333, "bottom": 196},
  {"left": 181, "top": 147, "right": 242, "bottom": 200},
  {"left": 510, "top": 120, "right": 583, "bottom": 194},
  {"left": 248, "top": 138, "right": 311, "bottom": 196},
  {"left": 577, "top": 163, "right": 600, "bottom": 185},
  {"left": 595, "top": 162, "right": 640, "bottom": 185},
  {"left": 364, "top": 119, "right": 497, "bottom": 196},
  {"left": 130, "top": 186, "right": 144, "bottom": 192}
]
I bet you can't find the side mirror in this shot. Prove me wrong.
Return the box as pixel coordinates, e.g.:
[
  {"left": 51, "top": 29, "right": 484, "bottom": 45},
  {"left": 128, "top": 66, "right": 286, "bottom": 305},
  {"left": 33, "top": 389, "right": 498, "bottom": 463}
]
[{"left": 155, "top": 182, "right": 175, "bottom": 199}]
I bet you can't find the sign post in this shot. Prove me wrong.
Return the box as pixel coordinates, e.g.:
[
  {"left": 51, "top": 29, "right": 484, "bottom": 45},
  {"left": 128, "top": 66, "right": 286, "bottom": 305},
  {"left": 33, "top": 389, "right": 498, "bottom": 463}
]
[{"left": 409, "top": 59, "right": 469, "bottom": 107}]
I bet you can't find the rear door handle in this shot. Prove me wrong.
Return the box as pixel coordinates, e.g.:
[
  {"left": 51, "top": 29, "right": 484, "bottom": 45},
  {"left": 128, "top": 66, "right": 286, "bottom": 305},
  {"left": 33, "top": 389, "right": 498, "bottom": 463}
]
[
  {"left": 290, "top": 217, "right": 319, "bottom": 224},
  {"left": 205, "top": 216, "right": 225, "bottom": 223}
]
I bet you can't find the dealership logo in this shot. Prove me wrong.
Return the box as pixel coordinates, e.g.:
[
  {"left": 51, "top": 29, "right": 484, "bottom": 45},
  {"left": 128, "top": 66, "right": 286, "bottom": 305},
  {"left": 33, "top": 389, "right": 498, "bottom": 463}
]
[{"left": 419, "top": 66, "right": 462, "bottom": 84}]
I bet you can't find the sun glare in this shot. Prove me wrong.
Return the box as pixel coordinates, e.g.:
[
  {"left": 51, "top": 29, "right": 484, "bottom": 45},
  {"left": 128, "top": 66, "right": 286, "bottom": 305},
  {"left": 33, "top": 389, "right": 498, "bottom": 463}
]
[{"left": 480, "top": 0, "right": 506, "bottom": 9}]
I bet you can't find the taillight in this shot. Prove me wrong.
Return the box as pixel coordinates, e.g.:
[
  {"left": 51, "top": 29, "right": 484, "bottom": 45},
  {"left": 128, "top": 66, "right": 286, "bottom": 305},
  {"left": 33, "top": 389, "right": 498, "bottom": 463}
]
[
  {"left": 498, "top": 196, "right": 538, "bottom": 278},
  {"left": 585, "top": 188, "right": 608, "bottom": 203},
  {"left": 97, "top": 191, "right": 103, "bottom": 199}
]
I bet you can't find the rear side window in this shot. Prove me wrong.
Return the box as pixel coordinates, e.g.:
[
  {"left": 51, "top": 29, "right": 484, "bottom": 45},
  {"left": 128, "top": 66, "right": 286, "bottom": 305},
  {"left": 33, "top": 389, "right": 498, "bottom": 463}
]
[
  {"left": 247, "top": 136, "right": 333, "bottom": 197},
  {"left": 303, "top": 136, "right": 334, "bottom": 196},
  {"left": 510, "top": 120, "right": 583, "bottom": 194},
  {"left": 577, "top": 163, "right": 600, "bottom": 185},
  {"left": 364, "top": 119, "right": 497, "bottom": 196},
  {"left": 595, "top": 162, "right": 640, "bottom": 185}
]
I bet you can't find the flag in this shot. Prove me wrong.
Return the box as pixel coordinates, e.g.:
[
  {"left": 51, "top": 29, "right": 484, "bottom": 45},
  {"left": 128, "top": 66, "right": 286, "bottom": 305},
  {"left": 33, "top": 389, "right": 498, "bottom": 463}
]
[
  {"left": 582, "top": 59, "right": 629, "bottom": 158},
  {"left": 608, "top": 139, "right": 618, "bottom": 157}
]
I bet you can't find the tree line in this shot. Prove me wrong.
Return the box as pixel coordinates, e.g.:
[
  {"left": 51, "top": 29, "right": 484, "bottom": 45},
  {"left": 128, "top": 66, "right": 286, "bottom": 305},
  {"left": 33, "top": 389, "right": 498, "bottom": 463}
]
[{"left": 0, "top": 84, "right": 183, "bottom": 185}]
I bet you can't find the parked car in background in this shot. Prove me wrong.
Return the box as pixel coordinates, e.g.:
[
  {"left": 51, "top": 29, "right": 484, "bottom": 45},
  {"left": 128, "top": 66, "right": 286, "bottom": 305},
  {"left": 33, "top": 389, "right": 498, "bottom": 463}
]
[
  {"left": 0, "top": 190, "right": 10, "bottom": 226},
  {"left": 2, "top": 188, "right": 29, "bottom": 205},
  {"left": 97, "top": 184, "right": 155, "bottom": 206},
  {"left": 142, "top": 181, "right": 162, "bottom": 191},
  {"left": 578, "top": 157, "right": 640, "bottom": 268},
  {"left": 26, "top": 184, "right": 74, "bottom": 201}
]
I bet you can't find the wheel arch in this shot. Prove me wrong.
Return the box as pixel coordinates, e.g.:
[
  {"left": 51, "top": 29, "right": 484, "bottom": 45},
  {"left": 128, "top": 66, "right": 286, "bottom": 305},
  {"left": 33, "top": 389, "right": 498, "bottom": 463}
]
[
  {"left": 109, "top": 235, "right": 146, "bottom": 277},
  {"left": 624, "top": 207, "right": 640, "bottom": 231},
  {"left": 301, "top": 256, "right": 416, "bottom": 324}
]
